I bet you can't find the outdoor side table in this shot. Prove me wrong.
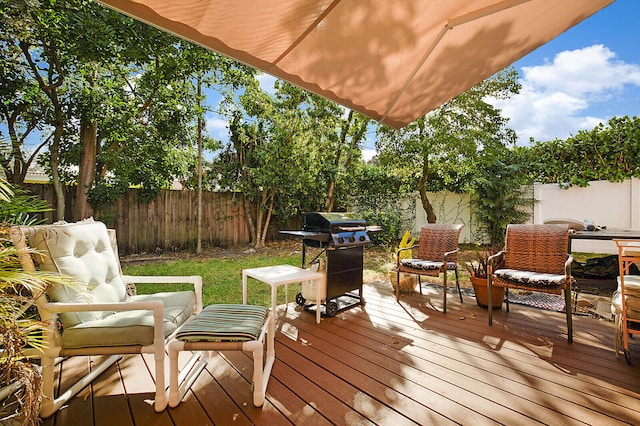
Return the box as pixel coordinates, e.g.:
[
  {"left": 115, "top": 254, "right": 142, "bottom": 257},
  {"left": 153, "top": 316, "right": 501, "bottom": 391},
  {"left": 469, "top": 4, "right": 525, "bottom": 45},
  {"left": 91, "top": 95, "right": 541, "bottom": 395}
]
[{"left": 242, "top": 265, "right": 325, "bottom": 325}]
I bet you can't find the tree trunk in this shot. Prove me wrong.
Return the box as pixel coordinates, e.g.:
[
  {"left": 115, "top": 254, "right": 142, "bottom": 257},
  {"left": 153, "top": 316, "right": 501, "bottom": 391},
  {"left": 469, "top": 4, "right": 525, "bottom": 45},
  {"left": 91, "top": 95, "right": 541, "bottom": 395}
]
[
  {"left": 324, "top": 180, "right": 335, "bottom": 212},
  {"left": 259, "top": 196, "right": 274, "bottom": 247},
  {"left": 242, "top": 194, "right": 257, "bottom": 246},
  {"left": 75, "top": 118, "right": 97, "bottom": 220},
  {"left": 50, "top": 128, "right": 65, "bottom": 222},
  {"left": 418, "top": 154, "right": 437, "bottom": 223},
  {"left": 196, "top": 75, "right": 203, "bottom": 254}
]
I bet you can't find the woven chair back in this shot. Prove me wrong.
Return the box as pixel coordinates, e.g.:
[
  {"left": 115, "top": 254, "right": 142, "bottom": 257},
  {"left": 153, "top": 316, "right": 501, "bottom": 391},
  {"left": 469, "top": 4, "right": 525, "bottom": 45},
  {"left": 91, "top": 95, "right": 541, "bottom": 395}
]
[
  {"left": 417, "top": 224, "right": 464, "bottom": 261},
  {"left": 503, "top": 224, "right": 569, "bottom": 274}
]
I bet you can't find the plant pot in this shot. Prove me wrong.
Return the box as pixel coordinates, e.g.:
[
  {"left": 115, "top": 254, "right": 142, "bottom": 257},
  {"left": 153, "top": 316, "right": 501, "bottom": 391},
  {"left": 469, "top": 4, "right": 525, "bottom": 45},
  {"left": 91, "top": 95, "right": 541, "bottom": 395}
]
[
  {"left": 470, "top": 276, "right": 505, "bottom": 309},
  {"left": 389, "top": 271, "right": 417, "bottom": 294}
]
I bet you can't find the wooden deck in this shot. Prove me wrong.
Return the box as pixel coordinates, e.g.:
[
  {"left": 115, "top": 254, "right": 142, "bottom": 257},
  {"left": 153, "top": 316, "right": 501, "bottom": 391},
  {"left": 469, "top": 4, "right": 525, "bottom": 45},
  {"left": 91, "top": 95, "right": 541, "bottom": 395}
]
[{"left": 42, "top": 281, "right": 640, "bottom": 425}]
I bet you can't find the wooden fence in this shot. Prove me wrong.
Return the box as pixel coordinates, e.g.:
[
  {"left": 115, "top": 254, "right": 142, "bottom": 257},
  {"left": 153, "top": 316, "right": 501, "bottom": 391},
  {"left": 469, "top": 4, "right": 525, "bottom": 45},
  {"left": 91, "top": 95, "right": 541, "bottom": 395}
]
[{"left": 23, "top": 184, "right": 254, "bottom": 254}]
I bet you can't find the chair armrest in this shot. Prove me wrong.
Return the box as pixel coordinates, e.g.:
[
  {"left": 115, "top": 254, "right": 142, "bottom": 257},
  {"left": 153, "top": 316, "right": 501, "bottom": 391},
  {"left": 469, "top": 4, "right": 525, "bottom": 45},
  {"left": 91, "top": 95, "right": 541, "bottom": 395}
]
[
  {"left": 565, "top": 254, "right": 574, "bottom": 278},
  {"left": 396, "top": 245, "right": 418, "bottom": 266},
  {"left": 122, "top": 275, "right": 202, "bottom": 285},
  {"left": 443, "top": 247, "right": 460, "bottom": 262},
  {"left": 43, "top": 299, "right": 164, "bottom": 314},
  {"left": 487, "top": 251, "right": 505, "bottom": 275},
  {"left": 122, "top": 275, "right": 203, "bottom": 312}
]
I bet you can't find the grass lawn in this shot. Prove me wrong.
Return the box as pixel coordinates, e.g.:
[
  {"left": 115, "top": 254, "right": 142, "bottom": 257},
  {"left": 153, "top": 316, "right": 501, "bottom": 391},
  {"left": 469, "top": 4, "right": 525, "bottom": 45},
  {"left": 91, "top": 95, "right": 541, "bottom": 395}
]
[
  {"left": 122, "top": 254, "right": 302, "bottom": 308},
  {"left": 121, "top": 244, "right": 612, "bottom": 309}
]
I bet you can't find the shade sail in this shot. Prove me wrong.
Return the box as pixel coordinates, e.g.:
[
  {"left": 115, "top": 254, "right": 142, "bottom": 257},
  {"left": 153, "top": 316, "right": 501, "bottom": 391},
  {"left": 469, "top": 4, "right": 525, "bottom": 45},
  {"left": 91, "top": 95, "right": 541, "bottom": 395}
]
[{"left": 97, "top": 0, "right": 614, "bottom": 129}]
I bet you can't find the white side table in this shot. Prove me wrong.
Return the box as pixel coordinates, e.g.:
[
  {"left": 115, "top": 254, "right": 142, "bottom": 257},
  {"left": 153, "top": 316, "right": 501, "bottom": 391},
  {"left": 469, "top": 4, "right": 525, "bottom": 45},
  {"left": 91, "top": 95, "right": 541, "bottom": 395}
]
[{"left": 242, "top": 265, "right": 325, "bottom": 326}]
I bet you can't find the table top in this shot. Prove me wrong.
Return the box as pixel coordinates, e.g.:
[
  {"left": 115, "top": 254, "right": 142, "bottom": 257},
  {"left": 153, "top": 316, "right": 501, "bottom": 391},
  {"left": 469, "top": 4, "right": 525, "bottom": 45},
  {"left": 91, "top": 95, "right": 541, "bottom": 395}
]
[
  {"left": 569, "top": 229, "right": 640, "bottom": 241},
  {"left": 242, "top": 264, "right": 324, "bottom": 285}
]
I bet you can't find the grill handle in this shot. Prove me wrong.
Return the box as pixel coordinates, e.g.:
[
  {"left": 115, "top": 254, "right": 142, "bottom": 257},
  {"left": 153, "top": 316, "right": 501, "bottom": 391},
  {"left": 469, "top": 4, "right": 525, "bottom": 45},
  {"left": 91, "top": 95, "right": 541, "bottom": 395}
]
[{"left": 337, "top": 226, "right": 366, "bottom": 232}]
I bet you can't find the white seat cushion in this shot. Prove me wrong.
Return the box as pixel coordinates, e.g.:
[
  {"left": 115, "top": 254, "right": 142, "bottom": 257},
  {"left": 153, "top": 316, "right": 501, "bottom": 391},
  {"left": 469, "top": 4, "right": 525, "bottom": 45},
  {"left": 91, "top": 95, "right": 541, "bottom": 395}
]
[
  {"left": 61, "top": 290, "right": 196, "bottom": 348},
  {"left": 400, "top": 259, "right": 457, "bottom": 271}
]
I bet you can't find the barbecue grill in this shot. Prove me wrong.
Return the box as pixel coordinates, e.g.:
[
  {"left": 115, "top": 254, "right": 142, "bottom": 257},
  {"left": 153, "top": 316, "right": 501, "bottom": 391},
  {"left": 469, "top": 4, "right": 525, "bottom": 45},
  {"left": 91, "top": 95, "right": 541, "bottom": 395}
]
[{"left": 280, "top": 212, "right": 379, "bottom": 317}]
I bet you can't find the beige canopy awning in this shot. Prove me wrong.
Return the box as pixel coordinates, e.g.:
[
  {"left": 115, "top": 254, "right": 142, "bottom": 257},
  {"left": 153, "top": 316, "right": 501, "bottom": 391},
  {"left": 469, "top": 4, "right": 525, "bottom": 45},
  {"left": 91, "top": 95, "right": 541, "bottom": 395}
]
[{"left": 97, "top": 0, "right": 614, "bottom": 129}]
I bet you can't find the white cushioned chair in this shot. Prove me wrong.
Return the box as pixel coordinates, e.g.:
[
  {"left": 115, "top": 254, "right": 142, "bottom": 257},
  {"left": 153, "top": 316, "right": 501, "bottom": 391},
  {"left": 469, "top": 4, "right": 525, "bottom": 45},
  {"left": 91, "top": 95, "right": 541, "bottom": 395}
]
[{"left": 10, "top": 220, "right": 203, "bottom": 417}]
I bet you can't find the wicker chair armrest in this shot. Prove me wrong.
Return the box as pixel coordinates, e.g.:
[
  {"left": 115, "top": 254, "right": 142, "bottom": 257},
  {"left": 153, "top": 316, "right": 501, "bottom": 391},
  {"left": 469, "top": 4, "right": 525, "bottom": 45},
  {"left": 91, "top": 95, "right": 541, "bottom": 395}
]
[
  {"left": 396, "top": 245, "right": 419, "bottom": 266},
  {"left": 443, "top": 247, "right": 460, "bottom": 261},
  {"left": 487, "top": 251, "right": 505, "bottom": 275},
  {"left": 396, "top": 245, "right": 418, "bottom": 255},
  {"left": 565, "top": 254, "right": 574, "bottom": 277}
]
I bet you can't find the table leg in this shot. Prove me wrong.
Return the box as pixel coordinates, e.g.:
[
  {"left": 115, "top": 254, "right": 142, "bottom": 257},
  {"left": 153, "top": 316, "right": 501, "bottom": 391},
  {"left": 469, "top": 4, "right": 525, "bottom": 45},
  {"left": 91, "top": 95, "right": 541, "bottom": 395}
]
[
  {"left": 242, "top": 272, "right": 248, "bottom": 304},
  {"left": 316, "top": 277, "right": 321, "bottom": 324},
  {"left": 271, "top": 284, "right": 277, "bottom": 337}
]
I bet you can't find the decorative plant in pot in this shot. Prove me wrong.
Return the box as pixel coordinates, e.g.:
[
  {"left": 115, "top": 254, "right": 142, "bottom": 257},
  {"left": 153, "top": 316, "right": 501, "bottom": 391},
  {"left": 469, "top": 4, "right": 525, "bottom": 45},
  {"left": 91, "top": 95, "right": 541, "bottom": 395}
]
[
  {"left": 0, "top": 179, "right": 71, "bottom": 425},
  {"left": 465, "top": 251, "right": 505, "bottom": 309},
  {"left": 388, "top": 231, "right": 418, "bottom": 294}
]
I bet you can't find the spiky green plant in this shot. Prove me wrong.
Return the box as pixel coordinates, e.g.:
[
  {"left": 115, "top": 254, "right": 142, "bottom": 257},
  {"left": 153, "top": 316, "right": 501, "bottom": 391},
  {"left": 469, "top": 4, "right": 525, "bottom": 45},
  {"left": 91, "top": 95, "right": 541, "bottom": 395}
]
[{"left": 0, "top": 180, "right": 71, "bottom": 425}]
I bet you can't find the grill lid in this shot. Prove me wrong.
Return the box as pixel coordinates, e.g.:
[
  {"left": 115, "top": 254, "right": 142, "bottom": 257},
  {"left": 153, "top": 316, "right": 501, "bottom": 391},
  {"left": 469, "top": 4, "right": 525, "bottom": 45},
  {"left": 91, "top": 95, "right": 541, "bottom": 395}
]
[
  {"left": 303, "top": 212, "right": 366, "bottom": 232},
  {"left": 303, "top": 212, "right": 370, "bottom": 247}
]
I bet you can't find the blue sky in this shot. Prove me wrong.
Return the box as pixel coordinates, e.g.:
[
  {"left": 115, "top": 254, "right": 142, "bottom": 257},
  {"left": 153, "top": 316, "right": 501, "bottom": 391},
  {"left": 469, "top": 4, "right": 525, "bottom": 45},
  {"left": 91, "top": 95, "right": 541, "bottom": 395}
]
[{"left": 492, "top": 0, "right": 640, "bottom": 145}]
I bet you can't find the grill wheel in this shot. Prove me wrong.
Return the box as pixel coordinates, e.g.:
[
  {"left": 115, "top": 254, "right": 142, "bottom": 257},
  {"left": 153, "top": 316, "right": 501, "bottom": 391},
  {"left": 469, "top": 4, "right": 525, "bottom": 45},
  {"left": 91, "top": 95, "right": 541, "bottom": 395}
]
[{"left": 325, "top": 301, "right": 339, "bottom": 317}]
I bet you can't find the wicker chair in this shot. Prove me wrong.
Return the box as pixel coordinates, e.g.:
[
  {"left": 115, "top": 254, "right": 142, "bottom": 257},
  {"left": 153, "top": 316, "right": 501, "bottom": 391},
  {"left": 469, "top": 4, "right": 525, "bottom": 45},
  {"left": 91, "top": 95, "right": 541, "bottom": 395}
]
[
  {"left": 611, "top": 239, "right": 640, "bottom": 364},
  {"left": 487, "top": 224, "right": 575, "bottom": 342},
  {"left": 396, "top": 224, "right": 464, "bottom": 313}
]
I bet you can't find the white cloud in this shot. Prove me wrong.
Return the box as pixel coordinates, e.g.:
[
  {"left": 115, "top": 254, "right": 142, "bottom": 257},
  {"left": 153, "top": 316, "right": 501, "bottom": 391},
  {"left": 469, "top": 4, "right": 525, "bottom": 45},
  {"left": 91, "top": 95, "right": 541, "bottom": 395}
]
[
  {"left": 361, "top": 148, "right": 377, "bottom": 162},
  {"left": 205, "top": 116, "right": 229, "bottom": 140},
  {"left": 491, "top": 45, "right": 640, "bottom": 144}
]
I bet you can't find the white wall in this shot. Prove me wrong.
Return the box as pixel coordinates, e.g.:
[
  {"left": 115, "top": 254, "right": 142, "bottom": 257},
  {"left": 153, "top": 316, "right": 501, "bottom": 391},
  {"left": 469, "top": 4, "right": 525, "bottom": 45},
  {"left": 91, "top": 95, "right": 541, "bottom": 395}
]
[
  {"left": 533, "top": 178, "right": 640, "bottom": 254},
  {"left": 405, "top": 179, "right": 640, "bottom": 254},
  {"left": 410, "top": 191, "right": 473, "bottom": 244}
]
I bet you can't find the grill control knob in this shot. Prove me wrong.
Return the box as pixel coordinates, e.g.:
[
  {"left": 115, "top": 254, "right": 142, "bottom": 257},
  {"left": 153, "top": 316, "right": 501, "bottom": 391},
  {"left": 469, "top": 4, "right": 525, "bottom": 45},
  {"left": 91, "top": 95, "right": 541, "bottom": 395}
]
[
  {"left": 359, "top": 235, "right": 366, "bottom": 241},
  {"left": 338, "top": 237, "right": 345, "bottom": 244},
  {"left": 349, "top": 236, "right": 356, "bottom": 242}
]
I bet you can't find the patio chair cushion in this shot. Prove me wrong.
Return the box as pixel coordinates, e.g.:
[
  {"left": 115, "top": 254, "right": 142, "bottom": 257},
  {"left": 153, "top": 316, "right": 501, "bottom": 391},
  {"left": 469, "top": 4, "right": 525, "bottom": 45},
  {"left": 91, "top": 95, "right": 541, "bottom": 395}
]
[
  {"left": 611, "top": 275, "right": 640, "bottom": 320},
  {"left": 493, "top": 268, "right": 568, "bottom": 289},
  {"left": 28, "top": 220, "right": 128, "bottom": 327},
  {"left": 611, "top": 291, "right": 640, "bottom": 319},
  {"left": 400, "top": 259, "right": 457, "bottom": 271},
  {"left": 622, "top": 247, "right": 640, "bottom": 257},
  {"left": 616, "top": 275, "right": 640, "bottom": 297},
  {"left": 176, "top": 304, "right": 268, "bottom": 342},
  {"left": 60, "top": 290, "right": 197, "bottom": 348}
]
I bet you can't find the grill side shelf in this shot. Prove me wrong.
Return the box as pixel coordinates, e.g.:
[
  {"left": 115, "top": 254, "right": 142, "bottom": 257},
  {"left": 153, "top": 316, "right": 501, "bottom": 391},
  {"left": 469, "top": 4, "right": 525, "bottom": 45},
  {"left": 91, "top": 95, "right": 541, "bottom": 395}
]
[{"left": 279, "top": 230, "right": 330, "bottom": 243}]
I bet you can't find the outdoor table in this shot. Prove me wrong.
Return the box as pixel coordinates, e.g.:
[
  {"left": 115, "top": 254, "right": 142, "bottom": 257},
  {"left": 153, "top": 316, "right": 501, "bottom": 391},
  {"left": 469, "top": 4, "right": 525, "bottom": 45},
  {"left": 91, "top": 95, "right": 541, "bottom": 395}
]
[
  {"left": 242, "top": 265, "right": 325, "bottom": 328},
  {"left": 569, "top": 229, "right": 640, "bottom": 251}
]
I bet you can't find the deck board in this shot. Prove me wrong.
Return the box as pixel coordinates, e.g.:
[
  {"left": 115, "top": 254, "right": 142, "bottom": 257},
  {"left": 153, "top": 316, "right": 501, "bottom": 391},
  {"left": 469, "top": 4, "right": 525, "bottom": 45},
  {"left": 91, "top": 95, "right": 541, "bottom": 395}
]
[{"left": 41, "top": 281, "right": 640, "bottom": 425}]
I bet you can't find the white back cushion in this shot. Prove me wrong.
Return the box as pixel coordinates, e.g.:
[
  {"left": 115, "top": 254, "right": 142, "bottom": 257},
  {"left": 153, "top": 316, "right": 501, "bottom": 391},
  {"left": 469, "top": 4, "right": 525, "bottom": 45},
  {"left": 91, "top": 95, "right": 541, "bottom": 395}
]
[{"left": 29, "top": 220, "right": 127, "bottom": 326}]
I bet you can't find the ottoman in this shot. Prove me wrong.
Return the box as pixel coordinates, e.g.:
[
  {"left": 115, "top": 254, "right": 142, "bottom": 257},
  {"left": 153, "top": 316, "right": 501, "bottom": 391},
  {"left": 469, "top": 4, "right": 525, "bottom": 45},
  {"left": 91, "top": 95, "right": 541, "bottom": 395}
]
[{"left": 167, "top": 304, "right": 274, "bottom": 407}]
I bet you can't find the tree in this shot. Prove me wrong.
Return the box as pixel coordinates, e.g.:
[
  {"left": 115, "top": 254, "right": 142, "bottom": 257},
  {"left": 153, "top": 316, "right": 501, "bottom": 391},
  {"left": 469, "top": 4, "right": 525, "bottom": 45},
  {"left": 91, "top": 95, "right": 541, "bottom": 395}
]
[
  {"left": 210, "top": 78, "right": 372, "bottom": 247},
  {"left": 212, "top": 81, "right": 312, "bottom": 247},
  {"left": 471, "top": 147, "right": 533, "bottom": 249},
  {"left": 302, "top": 97, "right": 371, "bottom": 212},
  {"left": 517, "top": 115, "right": 640, "bottom": 187},
  {"left": 2, "top": 0, "right": 255, "bottom": 224},
  {"left": 375, "top": 67, "right": 520, "bottom": 223},
  {"left": 0, "top": 2, "right": 51, "bottom": 186}
]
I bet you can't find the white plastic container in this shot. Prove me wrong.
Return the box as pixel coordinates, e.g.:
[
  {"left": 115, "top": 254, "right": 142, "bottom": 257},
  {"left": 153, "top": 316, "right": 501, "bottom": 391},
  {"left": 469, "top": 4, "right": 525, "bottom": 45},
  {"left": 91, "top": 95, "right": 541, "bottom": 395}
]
[{"left": 301, "top": 260, "right": 327, "bottom": 302}]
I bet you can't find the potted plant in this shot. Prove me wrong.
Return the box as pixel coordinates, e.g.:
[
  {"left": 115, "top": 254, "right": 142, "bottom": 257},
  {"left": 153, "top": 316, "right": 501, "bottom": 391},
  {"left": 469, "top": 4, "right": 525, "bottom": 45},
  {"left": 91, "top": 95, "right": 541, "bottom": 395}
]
[
  {"left": 388, "top": 231, "right": 418, "bottom": 294},
  {"left": 0, "top": 179, "right": 69, "bottom": 425},
  {"left": 465, "top": 251, "right": 505, "bottom": 309}
]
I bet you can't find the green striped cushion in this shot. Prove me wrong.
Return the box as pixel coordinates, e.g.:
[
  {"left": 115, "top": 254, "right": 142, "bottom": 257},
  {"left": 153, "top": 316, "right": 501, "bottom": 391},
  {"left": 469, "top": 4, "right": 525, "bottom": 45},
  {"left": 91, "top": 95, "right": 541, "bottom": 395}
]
[{"left": 176, "top": 304, "right": 268, "bottom": 342}]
